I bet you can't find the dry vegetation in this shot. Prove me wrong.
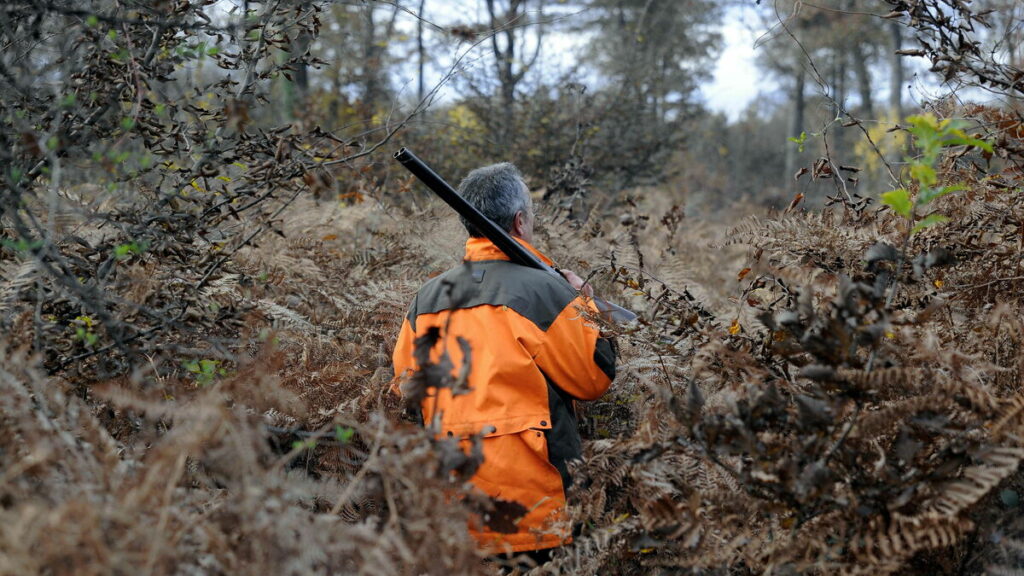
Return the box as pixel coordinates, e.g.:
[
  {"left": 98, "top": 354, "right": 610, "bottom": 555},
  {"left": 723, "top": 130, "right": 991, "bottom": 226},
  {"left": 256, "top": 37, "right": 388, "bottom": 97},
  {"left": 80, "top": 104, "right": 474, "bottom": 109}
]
[
  {"left": 5, "top": 119, "right": 1024, "bottom": 574},
  {"left": 3, "top": 1, "right": 1024, "bottom": 574}
]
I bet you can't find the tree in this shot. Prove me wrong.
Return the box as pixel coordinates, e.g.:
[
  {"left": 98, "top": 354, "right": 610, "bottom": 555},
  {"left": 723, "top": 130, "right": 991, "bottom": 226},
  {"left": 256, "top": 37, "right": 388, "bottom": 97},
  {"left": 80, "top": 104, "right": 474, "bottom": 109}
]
[
  {"left": 417, "top": 0, "right": 428, "bottom": 103},
  {"left": 314, "top": 2, "right": 400, "bottom": 126},
  {"left": 360, "top": 2, "right": 400, "bottom": 124},
  {"left": 279, "top": 1, "right": 319, "bottom": 122},
  {"left": 756, "top": 1, "right": 911, "bottom": 189},
  {"left": 455, "top": 0, "right": 546, "bottom": 152},
  {"left": 888, "top": 20, "right": 903, "bottom": 121},
  {"left": 578, "top": 0, "right": 720, "bottom": 187}
]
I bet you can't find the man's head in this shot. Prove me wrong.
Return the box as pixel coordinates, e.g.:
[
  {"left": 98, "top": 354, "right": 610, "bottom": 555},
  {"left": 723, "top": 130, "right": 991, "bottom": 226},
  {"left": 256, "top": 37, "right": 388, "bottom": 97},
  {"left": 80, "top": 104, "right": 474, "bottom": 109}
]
[{"left": 457, "top": 162, "right": 534, "bottom": 243}]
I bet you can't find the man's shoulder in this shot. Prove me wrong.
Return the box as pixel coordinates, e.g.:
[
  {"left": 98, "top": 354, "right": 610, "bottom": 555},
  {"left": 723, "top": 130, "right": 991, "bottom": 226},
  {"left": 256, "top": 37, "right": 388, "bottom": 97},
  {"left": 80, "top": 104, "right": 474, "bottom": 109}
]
[
  {"left": 409, "top": 261, "right": 576, "bottom": 331},
  {"left": 419, "top": 260, "right": 569, "bottom": 295}
]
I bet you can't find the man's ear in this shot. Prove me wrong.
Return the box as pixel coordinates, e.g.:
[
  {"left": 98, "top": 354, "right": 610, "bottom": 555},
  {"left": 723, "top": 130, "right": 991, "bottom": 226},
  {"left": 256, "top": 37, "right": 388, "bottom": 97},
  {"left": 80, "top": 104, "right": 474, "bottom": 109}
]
[{"left": 511, "top": 211, "right": 525, "bottom": 238}]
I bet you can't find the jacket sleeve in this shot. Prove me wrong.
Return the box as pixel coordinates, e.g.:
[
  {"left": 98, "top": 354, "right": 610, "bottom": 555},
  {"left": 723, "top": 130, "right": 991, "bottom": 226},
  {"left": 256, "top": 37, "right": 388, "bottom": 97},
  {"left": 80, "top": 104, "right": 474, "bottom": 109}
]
[
  {"left": 533, "top": 297, "right": 616, "bottom": 401},
  {"left": 391, "top": 313, "right": 417, "bottom": 396}
]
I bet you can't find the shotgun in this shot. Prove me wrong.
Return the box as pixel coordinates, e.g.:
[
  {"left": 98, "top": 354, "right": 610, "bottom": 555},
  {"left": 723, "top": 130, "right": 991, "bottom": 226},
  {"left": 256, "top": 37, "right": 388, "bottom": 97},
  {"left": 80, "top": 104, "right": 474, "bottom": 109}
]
[{"left": 394, "top": 148, "right": 637, "bottom": 324}]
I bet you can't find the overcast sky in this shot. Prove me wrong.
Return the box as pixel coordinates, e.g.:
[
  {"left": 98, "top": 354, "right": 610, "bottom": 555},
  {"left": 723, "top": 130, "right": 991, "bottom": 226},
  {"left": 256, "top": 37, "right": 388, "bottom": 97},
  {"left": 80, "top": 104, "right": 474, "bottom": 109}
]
[{"left": 700, "top": 14, "right": 776, "bottom": 119}]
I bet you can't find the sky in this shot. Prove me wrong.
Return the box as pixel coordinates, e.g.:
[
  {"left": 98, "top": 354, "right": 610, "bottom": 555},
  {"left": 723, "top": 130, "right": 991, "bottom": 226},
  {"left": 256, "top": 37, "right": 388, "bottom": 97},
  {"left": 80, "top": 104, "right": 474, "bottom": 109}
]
[{"left": 700, "top": 14, "right": 776, "bottom": 120}]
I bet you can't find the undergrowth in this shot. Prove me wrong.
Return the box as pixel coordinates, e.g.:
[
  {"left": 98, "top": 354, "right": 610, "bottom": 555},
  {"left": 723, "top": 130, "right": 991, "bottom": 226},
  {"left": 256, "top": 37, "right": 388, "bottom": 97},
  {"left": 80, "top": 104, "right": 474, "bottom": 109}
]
[
  {"left": 4, "top": 98, "right": 1024, "bottom": 574},
  {"left": 2, "top": 1, "right": 1024, "bottom": 574}
]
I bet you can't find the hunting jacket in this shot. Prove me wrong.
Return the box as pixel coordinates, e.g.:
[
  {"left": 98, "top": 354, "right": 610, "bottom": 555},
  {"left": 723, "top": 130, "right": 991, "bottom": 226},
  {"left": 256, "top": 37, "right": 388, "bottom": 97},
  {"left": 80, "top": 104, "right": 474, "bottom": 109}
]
[{"left": 392, "top": 236, "right": 616, "bottom": 553}]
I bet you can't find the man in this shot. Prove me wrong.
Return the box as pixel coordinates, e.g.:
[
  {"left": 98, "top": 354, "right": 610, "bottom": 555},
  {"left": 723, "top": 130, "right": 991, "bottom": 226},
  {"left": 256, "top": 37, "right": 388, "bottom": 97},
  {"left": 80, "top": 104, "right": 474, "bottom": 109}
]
[{"left": 391, "top": 162, "right": 616, "bottom": 559}]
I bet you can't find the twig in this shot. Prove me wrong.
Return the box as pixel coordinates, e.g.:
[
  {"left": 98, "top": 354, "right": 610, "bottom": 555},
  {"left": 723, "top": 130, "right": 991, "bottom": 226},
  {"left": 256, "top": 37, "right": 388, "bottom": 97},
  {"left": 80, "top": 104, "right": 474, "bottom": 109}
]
[
  {"left": 953, "top": 275, "right": 1024, "bottom": 291},
  {"left": 330, "top": 416, "right": 387, "bottom": 516},
  {"left": 822, "top": 403, "right": 861, "bottom": 466}
]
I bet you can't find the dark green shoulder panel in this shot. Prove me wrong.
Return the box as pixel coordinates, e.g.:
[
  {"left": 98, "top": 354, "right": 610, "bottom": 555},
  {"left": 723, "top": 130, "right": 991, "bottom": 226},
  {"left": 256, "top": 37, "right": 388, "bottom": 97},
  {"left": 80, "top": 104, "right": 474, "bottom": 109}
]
[{"left": 407, "top": 261, "right": 576, "bottom": 332}]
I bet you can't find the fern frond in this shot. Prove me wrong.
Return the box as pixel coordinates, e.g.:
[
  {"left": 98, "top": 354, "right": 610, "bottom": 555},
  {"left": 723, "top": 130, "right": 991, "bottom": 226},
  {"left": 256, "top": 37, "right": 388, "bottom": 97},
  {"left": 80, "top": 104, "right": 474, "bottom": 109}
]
[
  {"left": 851, "top": 514, "right": 973, "bottom": 572},
  {"left": 255, "top": 299, "right": 315, "bottom": 332},
  {"left": 925, "top": 445, "right": 1024, "bottom": 517},
  {"left": 0, "top": 260, "right": 38, "bottom": 319}
]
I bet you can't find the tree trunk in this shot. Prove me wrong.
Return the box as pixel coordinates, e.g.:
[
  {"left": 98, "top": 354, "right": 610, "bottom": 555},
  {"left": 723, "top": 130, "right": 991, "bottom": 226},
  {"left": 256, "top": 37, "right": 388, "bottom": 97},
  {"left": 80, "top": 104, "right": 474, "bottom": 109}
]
[
  {"left": 292, "top": 31, "right": 310, "bottom": 98},
  {"left": 785, "top": 64, "right": 806, "bottom": 186},
  {"left": 850, "top": 42, "right": 874, "bottom": 117},
  {"left": 361, "top": 6, "right": 379, "bottom": 124},
  {"left": 417, "top": 0, "right": 426, "bottom": 103},
  {"left": 359, "top": 4, "right": 399, "bottom": 124},
  {"left": 486, "top": 0, "right": 521, "bottom": 151},
  {"left": 888, "top": 21, "right": 903, "bottom": 121},
  {"left": 289, "top": 2, "right": 312, "bottom": 120}
]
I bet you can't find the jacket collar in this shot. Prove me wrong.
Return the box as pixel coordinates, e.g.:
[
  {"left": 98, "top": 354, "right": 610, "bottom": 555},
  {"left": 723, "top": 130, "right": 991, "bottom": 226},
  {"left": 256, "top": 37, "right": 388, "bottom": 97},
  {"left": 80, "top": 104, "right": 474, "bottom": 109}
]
[{"left": 464, "top": 236, "right": 555, "bottom": 267}]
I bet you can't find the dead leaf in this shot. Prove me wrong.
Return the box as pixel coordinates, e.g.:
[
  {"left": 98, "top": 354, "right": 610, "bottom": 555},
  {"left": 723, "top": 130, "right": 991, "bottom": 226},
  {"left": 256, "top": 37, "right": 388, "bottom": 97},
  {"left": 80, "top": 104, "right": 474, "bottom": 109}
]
[
  {"left": 728, "top": 319, "right": 741, "bottom": 335},
  {"left": 812, "top": 158, "right": 833, "bottom": 179},
  {"left": 785, "top": 193, "right": 805, "bottom": 213}
]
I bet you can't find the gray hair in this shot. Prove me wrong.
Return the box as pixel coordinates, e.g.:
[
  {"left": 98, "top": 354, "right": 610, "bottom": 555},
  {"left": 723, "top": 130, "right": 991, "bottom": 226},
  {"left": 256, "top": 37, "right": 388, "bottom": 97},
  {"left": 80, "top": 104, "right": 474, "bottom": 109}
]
[{"left": 457, "top": 162, "right": 530, "bottom": 237}]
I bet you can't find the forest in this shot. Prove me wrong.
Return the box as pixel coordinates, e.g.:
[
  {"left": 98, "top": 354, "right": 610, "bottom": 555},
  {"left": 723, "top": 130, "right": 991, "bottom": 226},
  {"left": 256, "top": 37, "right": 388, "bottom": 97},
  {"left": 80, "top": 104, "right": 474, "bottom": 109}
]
[{"left": 1, "top": 0, "right": 1024, "bottom": 574}]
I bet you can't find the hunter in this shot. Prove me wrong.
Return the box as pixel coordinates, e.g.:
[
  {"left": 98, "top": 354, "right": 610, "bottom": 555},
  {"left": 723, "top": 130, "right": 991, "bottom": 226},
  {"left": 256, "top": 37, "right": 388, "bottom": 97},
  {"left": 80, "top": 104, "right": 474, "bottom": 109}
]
[{"left": 391, "top": 162, "right": 616, "bottom": 563}]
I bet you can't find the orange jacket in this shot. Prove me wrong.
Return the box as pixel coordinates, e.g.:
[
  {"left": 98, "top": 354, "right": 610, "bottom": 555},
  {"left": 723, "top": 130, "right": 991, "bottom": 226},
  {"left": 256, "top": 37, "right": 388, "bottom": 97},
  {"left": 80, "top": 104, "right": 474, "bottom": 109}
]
[{"left": 392, "top": 237, "right": 616, "bottom": 553}]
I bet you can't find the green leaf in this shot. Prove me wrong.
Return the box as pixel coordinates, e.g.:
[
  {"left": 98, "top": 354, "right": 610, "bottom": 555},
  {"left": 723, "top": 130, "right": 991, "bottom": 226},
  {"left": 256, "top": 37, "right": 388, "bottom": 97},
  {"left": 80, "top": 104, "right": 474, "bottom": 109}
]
[
  {"left": 85, "top": 15, "right": 99, "bottom": 27},
  {"left": 1, "top": 238, "right": 43, "bottom": 252},
  {"left": 910, "top": 163, "right": 936, "bottom": 188},
  {"left": 292, "top": 439, "right": 317, "bottom": 450},
  {"left": 931, "top": 184, "right": 967, "bottom": 201},
  {"left": 116, "top": 239, "right": 149, "bottom": 260},
  {"left": 335, "top": 426, "right": 355, "bottom": 444},
  {"left": 121, "top": 117, "right": 135, "bottom": 130},
  {"left": 943, "top": 135, "right": 994, "bottom": 153},
  {"left": 183, "top": 358, "right": 221, "bottom": 385},
  {"left": 61, "top": 93, "right": 77, "bottom": 107},
  {"left": 787, "top": 131, "right": 807, "bottom": 153},
  {"left": 911, "top": 213, "right": 950, "bottom": 234},
  {"left": 906, "top": 115, "right": 940, "bottom": 145},
  {"left": 881, "top": 188, "right": 913, "bottom": 218},
  {"left": 113, "top": 244, "right": 132, "bottom": 260},
  {"left": 906, "top": 114, "right": 940, "bottom": 132}
]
